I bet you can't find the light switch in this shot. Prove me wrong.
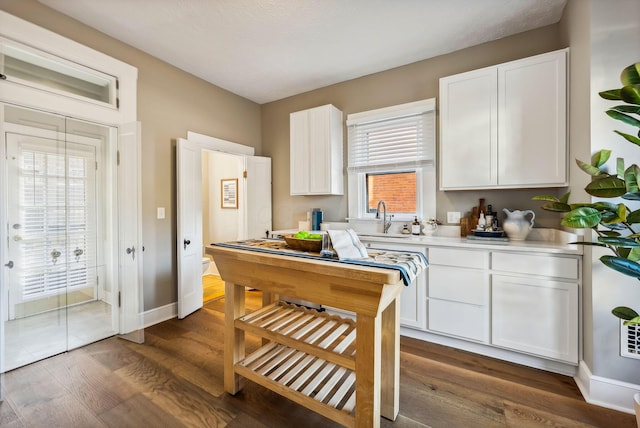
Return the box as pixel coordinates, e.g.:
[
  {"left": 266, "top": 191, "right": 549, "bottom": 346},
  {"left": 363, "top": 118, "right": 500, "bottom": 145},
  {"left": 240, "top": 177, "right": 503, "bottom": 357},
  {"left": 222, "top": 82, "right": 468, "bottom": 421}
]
[{"left": 157, "top": 207, "right": 165, "bottom": 219}]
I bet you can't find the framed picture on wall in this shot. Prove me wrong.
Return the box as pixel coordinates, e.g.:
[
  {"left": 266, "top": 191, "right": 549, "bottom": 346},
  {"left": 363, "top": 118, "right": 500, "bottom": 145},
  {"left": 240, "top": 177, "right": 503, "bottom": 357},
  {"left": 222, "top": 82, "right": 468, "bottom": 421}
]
[{"left": 221, "top": 178, "right": 238, "bottom": 209}]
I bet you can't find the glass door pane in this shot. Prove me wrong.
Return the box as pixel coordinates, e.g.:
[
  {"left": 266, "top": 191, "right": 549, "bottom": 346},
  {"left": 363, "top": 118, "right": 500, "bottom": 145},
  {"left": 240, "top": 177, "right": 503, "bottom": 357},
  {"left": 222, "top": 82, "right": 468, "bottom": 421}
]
[
  {"left": 5, "top": 114, "right": 69, "bottom": 369},
  {"left": 2, "top": 105, "right": 116, "bottom": 371},
  {"left": 64, "top": 116, "right": 116, "bottom": 350}
]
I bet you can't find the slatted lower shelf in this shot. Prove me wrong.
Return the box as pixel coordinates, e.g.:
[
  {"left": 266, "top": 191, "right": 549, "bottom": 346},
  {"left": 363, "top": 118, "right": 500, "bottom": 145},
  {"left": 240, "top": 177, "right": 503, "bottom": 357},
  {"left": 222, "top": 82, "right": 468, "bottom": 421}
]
[{"left": 235, "top": 302, "right": 358, "bottom": 426}]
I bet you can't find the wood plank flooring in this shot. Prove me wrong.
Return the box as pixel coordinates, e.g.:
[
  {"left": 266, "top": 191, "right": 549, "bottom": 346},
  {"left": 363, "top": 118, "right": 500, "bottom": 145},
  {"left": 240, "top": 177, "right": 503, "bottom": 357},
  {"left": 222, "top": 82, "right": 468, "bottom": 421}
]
[
  {"left": 203, "top": 274, "right": 225, "bottom": 302},
  {"left": 1, "top": 289, "right": 636, "bottom": 427}
]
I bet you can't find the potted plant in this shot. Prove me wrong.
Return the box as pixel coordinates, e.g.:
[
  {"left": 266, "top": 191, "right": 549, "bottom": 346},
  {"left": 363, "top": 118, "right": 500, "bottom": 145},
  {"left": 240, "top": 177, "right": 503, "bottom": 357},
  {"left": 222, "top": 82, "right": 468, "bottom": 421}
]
[{"left": 534, "top": 62, "right": 640, "bottom": 326}]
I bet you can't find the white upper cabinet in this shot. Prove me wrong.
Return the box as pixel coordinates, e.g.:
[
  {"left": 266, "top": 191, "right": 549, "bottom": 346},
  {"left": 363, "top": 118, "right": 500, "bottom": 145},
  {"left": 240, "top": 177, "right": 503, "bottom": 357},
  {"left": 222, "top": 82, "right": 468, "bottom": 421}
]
[
  {"left": 439, "top": 49, "right": 567, "bottom": 190},
  {"left": 290, "top": 104, "right": 344, "bottom": 195}
]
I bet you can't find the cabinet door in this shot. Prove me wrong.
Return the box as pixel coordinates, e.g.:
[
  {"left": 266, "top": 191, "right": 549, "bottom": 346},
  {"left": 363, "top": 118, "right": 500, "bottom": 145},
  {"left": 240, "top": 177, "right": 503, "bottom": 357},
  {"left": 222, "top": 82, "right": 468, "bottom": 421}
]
[
  {"left": 290, "top": 105, "right": 343, "bottom": 195},
  {"left": 498, "top": 50, "right": 567, "bottom": 186},
  {"left": 290, "top": 110, "right": 310, "bottom": 195},
  {"left": 492, "top": 274, "right": 578, "bottom": 363},
  {"left": 439, "top": 67, "right": 497, "bottom": 189}
]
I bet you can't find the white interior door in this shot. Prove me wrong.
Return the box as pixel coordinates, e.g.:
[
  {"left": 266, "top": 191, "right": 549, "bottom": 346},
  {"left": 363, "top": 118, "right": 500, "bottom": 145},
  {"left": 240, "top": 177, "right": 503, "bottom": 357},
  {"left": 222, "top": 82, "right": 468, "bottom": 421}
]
[
  {"left": 245, "top": 156, "right": 272, "bottom": 239},
  {"left": 118, "top": 122, "right": 143, "bottom": 335},
  {"left": 177, "top": 138, "right": 203, "bottom": 319}
]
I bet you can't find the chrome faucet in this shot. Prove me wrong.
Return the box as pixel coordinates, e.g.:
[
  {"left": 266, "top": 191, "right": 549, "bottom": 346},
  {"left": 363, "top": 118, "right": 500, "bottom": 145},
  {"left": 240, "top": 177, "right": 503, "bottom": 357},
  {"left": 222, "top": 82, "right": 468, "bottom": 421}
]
[{"left": 376, "top": 200, "right": 392, "bottom": 233}]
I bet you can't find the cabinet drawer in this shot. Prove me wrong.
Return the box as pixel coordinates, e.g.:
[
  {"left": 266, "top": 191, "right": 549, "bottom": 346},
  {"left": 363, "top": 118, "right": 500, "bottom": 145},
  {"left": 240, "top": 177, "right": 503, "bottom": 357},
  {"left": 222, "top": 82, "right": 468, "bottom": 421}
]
[
  {"left": 492, "top": 252, "right": 579, "bottom": 279},
  {"left": 428, "top": 247, "right": 488, "bottom": 269},
  {"left": 428, "top": 299, "right": 488, "bottom": 342},
  {"left": 429, "top": 266, "right": 488, "bottom": 305}
]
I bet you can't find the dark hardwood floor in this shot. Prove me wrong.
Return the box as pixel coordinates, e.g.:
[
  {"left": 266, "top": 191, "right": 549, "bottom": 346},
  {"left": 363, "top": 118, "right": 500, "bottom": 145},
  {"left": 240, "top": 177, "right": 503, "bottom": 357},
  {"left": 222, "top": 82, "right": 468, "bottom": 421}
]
[{"left": 1, "top": 290, "right": 636, "bottom": 427}]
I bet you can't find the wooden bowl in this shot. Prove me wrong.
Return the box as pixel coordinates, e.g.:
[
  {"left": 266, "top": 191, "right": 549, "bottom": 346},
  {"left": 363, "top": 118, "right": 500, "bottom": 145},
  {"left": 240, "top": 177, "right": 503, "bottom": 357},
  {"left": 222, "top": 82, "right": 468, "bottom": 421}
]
[{"left": 283, "top": 234, "right": 322, "bottom": 252}]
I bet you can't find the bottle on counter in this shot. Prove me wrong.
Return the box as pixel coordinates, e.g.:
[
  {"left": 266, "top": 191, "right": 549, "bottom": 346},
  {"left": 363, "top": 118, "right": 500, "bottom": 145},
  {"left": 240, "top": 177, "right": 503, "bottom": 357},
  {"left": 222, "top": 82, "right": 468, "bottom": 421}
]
[
  {"left": 478, "top": 211, "right": 486, "bottom": 230},
  {"left": 487, "top": 204, "right": 498, "bottom": 229},
  {"left": 411, "top": 217, "right": 421, "bottom": 235}
]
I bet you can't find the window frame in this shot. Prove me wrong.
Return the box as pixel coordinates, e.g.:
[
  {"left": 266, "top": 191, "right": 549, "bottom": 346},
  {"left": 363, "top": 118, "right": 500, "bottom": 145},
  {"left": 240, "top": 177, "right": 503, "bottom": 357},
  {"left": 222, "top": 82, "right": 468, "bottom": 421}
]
[{"left": 347, "top": 99, "right": 436, "bottom": 224}]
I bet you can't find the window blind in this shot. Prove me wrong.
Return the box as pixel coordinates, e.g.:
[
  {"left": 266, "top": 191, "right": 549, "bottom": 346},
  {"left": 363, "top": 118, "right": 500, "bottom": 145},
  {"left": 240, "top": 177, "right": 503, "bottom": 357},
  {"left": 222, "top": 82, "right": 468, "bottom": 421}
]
[
  {"left": 18, "top": 143, "right": 97, "bottom": 302},
  {"left": 347, "top": 99, "right": 435, "bottom": 173}
]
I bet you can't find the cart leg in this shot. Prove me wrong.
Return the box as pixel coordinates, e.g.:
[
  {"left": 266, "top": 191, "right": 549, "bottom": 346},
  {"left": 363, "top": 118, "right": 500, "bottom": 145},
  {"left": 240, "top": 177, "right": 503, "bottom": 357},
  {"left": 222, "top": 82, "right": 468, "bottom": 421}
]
[
  {"left": 380, "top": 297, "right": 400, "bottom": 420},
  {"left": 224, "top": 281, "right": 245, "bottom": 394},
  {"left": 355, "top": 314, "right": 381, "bottom": 428}
]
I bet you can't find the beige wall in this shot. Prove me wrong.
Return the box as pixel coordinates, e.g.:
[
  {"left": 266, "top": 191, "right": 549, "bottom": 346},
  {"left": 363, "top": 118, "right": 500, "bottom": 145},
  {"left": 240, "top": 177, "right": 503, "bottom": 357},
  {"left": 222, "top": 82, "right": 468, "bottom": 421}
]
[
  {"left": 262, "top": 25, "right": 566, "bottom": 231},
  {"left": 559, "top": 0, "right": 595, "bottom": 373},
  {"left": 0, "top": 0, "right": 262, "bottom": 310},
  {"left": 587, "top": 0, "right": 640, "bottom": 384}
]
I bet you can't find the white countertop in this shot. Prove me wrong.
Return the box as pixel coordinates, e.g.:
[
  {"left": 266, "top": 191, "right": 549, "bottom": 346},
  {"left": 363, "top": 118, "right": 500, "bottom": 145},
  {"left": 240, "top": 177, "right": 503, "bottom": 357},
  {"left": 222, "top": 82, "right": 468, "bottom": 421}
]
[{"left": 357, "top": 228, "right": 584, "bottom": 255}]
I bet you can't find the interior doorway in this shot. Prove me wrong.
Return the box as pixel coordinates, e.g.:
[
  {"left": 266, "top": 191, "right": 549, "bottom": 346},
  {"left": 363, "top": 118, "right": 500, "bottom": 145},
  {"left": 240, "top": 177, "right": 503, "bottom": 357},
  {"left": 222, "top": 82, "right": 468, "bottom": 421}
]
[
  {"left": 1, "top": 104, "right": 118, "bottom": 371},
  {"left": 176, "top": 132, "right": 271, "bottom": 318},
  {"left": 201, "top": 150, "right": 243, "bottom": 303}
]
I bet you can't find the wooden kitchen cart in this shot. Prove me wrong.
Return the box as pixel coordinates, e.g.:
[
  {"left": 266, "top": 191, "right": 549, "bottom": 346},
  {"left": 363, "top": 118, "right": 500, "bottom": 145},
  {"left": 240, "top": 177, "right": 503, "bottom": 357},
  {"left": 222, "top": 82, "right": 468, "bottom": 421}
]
[{"left": 209, "top": 245, "right": 404, "bottom": 428}]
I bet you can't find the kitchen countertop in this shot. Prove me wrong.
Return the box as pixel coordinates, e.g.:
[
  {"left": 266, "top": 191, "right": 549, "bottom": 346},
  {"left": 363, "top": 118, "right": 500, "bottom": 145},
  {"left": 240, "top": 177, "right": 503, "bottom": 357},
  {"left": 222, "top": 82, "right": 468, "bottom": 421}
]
[{"left": 357, "top": 228, "right": 584, "bottom": 255}]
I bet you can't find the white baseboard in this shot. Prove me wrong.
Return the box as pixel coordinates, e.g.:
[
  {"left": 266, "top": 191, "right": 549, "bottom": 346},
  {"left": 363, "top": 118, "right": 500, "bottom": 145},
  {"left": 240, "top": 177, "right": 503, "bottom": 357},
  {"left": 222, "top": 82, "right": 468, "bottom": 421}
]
[
  {"left": 575, "top": 360, "right": 640, "bottom": 414},
  {"left": 143, "top": 302, "right": 177, "bottom": 328}
]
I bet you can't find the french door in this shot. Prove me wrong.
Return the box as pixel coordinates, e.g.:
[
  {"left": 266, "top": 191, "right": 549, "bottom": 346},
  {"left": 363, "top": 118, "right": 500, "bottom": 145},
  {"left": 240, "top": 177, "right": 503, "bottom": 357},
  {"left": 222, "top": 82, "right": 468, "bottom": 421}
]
[{"left": 2, "top": 105, "right": 117, "bottom": 371}]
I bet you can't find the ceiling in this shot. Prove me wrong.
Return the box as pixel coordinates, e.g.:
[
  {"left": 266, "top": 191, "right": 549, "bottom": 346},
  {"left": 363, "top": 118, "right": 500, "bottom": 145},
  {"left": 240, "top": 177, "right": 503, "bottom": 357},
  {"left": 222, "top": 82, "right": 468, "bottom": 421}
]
[{"left": 38, "top": 0, "right": 567, "bottom": 104}]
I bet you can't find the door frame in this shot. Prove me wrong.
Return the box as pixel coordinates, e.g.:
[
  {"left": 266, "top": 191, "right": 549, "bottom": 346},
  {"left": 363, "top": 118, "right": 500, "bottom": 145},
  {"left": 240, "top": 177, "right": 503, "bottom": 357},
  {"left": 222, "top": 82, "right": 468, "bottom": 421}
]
[{"left": 175, "top": 132, "right": 259, "bottom": 318}]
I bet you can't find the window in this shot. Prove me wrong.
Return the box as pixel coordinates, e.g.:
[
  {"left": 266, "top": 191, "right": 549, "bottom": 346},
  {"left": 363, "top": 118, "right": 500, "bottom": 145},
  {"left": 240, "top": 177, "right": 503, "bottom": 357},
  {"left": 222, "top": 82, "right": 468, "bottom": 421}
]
[
  {"left": 367, "top": 172, "right": 417, "bottom": 214},
  {"left": 347, "top": 99, "right": 436, "bottom": 222},
  {"left": 0, "top": 37, "right": 118, "bottom": 107}
]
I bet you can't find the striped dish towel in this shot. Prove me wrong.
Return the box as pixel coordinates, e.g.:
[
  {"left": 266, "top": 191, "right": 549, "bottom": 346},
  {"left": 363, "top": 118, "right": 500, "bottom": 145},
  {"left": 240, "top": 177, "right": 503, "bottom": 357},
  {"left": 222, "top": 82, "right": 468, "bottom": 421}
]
[{"left": 327, "top": 229, "right": 368, "bottom": 260}]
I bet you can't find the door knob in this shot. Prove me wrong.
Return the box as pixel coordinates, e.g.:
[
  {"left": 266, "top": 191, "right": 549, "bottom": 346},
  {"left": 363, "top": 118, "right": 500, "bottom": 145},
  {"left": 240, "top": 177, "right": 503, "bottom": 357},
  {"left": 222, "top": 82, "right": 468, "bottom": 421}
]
[
  {"left": 183, "top": 239, "right": 191, "bottom": 250},
  {"left": 4, "top": 261, "right": 13, "bottom": 269},
  {"left": 126, "top": 246, "right": 136, "bottom": 260}
]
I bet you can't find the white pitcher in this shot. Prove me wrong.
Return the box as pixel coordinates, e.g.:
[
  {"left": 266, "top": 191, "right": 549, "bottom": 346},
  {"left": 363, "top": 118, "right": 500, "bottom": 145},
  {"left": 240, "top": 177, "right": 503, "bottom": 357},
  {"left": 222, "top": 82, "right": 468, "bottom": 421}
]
[{"left": 502, "top": 208, "right": 535, "bottom": 241}]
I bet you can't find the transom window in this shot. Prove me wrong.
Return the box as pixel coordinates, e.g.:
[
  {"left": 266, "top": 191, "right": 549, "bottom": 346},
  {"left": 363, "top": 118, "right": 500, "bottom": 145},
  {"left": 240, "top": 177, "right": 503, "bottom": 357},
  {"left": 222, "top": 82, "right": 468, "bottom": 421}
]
[{"left": 347, "top": 99, "right": 436, "bottom": 222}]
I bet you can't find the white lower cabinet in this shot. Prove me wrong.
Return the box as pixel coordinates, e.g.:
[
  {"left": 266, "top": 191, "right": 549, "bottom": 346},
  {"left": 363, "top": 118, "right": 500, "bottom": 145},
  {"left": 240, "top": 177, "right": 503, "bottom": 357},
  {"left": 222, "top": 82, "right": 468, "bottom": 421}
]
[
  {"left": 427, "top": 248, "right": 490, "bottom": 342},
  {"left": 492, "top": 274, "right": 579, "bottom": 363},
  {"left": 357, "top": 239, "right": 581, "bottom": 370},
  {"left": 490, "top": 251, "right": 580, "bottom": 364}
]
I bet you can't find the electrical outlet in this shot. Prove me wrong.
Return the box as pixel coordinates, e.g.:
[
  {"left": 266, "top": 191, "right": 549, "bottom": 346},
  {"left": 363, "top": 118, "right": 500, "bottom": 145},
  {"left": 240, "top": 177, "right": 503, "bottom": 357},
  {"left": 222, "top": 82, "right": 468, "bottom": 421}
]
[{"left": 447, "top": 211, "right": 461, "bottom": 224}]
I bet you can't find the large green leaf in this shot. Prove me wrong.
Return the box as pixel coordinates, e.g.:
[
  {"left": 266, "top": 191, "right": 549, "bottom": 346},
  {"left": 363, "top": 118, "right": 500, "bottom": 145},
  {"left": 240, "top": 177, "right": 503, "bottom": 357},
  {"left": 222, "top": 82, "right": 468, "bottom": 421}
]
[
  {"left": 617, "top": 158, "right": 625, "bottom": 178},
  {"left": 605, "top": 109, "right": 640, "bottom": 128},
  {"left": 585, "top": 176, "right": 627, "bottom": 197},
  {"left": 614, "top": 130, "right": 640, "bottom": 147},
  {"left": 610, "top": 104, "right": 640, "bottom": 114},
  {"left": 612, "top": 306, "right": 640, "bottom": 320},
  {"left": 624, "top": 316, "right": 640, "bottom": 326},
  {"left": 621, "top": 84, "right": 640, "bottom": 105},
  {"left": 620, "top": 63, "right": 640, "bottom": 85},
  {"left": 593, "top": 201, "right": 620, "bottom": 211},
  {"left": 600, "top": 255, "right": 640, "bottom": 278},
  {"left": 600, "top": 89, "right": 622, "bottom": 100},
  {"left": 541, "top": 202, "right": 572, "bottom": 212},
  {"left": 561, "top": 207, "right": 601, "bottom": 228},
  {"left": 577, "top": 159, "right": 604, "bottom": 176},
  {"left": 574, "top": 241, "right": 608, "bottom": 247},
  {"left": 591, "top": 150, "right": 611, "bottom": 167},
  {"left": 598, "top": 204, "right": 627, "bottom": 224},
  {"left": 623, "top": 192, "right": 640, "bottom": 201},
  {"left": 629, "top": 247, "right": 640, "bottom": 262},
  {"left": 628, "top": 209, "right": 640, "bottom": 223},
  {"left": 559, "top": 192, "right": 571, "bottom": 204},
  {"left": 597, "top": 237, "right": 640, "bottom": 247},
  {"left": 532, "top": 195, "right": 559, "bottom": 202},
  {"left": 625, "top": 164, "right": 640, "bottom": 194}
]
